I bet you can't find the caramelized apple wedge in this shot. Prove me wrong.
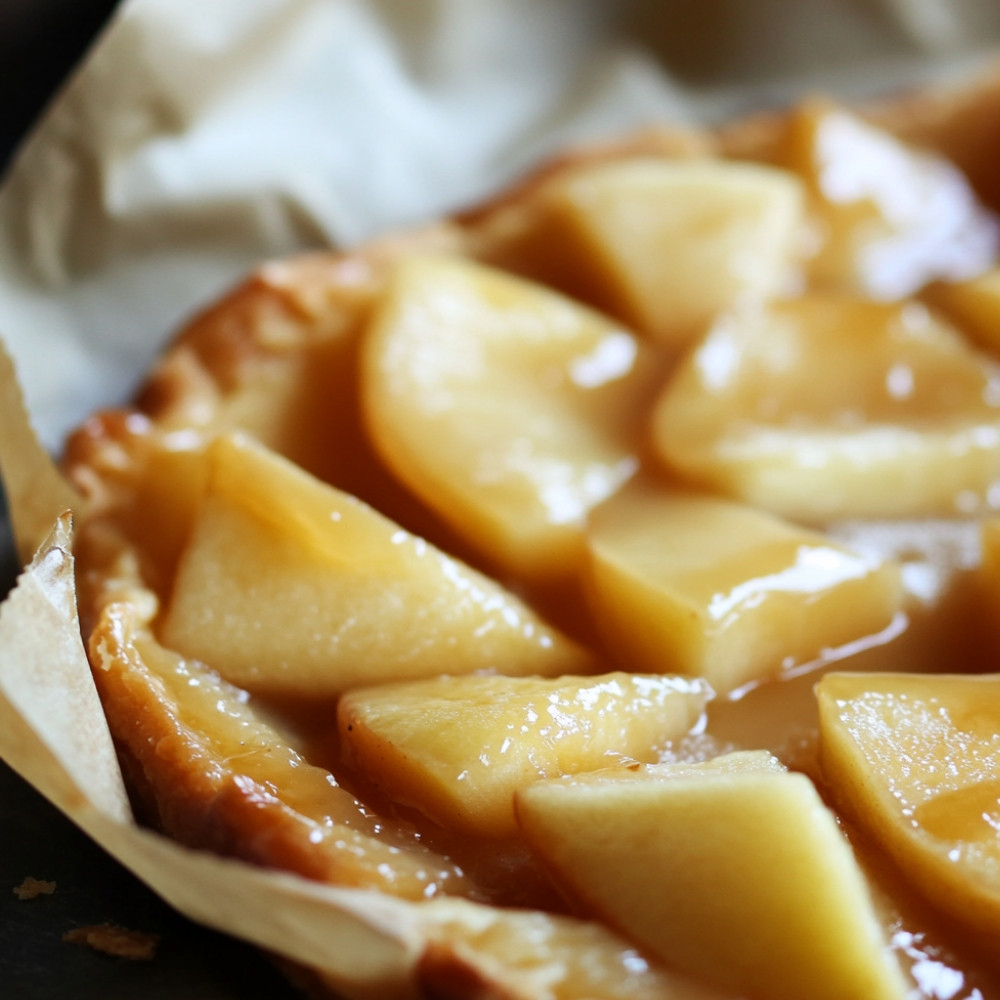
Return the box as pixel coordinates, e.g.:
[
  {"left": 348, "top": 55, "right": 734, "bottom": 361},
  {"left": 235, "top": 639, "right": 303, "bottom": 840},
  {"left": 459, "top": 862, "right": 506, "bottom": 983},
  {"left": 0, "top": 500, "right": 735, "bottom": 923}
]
[
  {"left": 515, "top": 752, "right": 908, "bottom": 1000},
  {"left": 817, "top": 671, "right": 1000, "bottom": 954},
  {"left": 584, "top": 486, "right": 902, "bottom": 694},
  {"left": 780, "top": 103, "right": 998, "bottom": 299},
  {"left": 653, "top": 297, "right": 1000, "bottom": 522},
  {"left": 339, "top": 672, "right": 710, "bottom": 837},
  {"left": 160, "top": 434, "right": 594, "bottom": 696},
  {"left": 363, "top": 255, "right": 660, "bottom": 581},
  {"left": 930, "top": 265, "right": 1000, "bottom": 357},
  {"left": 508, "top": 159, "right": 805, "bottom": 347},
  {"left": 981, "top": 518, "right": 1000, "bottom": 626}
]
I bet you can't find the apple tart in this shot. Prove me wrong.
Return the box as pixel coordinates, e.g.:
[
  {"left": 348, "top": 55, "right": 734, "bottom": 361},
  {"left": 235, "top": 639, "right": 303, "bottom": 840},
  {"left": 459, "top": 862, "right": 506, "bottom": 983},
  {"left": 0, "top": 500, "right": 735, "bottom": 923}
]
[{"left": 53, "top": 73, "right": 1000, "bottom": 999}]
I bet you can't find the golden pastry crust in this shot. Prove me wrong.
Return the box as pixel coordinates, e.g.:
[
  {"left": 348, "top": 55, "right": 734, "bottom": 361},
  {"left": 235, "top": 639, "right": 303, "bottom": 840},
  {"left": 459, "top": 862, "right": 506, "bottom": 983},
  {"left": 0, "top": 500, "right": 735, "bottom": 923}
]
[{"left": 59, "top": 64, "right": 1000, "bottom": 1000}]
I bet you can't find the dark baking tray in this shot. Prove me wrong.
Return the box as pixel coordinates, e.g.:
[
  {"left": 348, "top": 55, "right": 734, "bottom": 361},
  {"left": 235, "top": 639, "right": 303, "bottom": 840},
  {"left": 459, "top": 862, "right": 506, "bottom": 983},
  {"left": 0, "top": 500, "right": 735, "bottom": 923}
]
[{"left": 0, "top": 758, "right": 300, "bottom": 1000}]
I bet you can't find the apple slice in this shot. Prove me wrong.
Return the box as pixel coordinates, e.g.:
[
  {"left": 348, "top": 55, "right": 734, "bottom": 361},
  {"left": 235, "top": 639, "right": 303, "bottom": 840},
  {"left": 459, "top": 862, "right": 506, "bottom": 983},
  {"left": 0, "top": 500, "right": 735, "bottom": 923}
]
[
  {"left": 515, "top": 752, "right": 907, "bottom": 1000},
  {"left": 362, "top": 255, "right": 662, "bottom": 581},
  {"left": 583, "top": 486, "right": 902, "bottom": 694},
  {"left": 506, "top": 158, "right": 805, "bottom": 347},
  {"left": 930, "top": 265, "right": 1000, "bottom": 357},
  {"left": 652, "top": 296, "right": 1000, "bottom": 522},
  {"left": 339, "top": 671, "right": 710, "bottom": 837},
  {"left": 981, "top": 518, "right": 1000, "bottom": 629},
  {"left": 780, "top": 103, "right": 998, "bottom": 299},
  {"left": 159, "top": 434, "right": 594, "bottom": 696},
  {"left": 817, "top": 671, "right": 1000, "bottom": 955}
]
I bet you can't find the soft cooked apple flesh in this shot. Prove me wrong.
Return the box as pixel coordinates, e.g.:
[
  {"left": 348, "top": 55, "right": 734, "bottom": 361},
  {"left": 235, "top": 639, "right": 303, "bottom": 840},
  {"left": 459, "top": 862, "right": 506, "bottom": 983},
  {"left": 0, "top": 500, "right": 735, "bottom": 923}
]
[
  {"left": 652, "top": 296, "right": 1000, "bottom": 522},
  {"left": 817, "top": 671, "right": 1000, "bottom": 953},
  {"left": 981, "top": 518, "right": 1000, "bottom": 626},
  {"left": 159, "top": 434, "right": 594, "bottom": 696},
  {"left": 527, "top": 158, "right": 804, "bottom": 347},
  {"left": 583, "top": 487, "right": 903, "bottom": 695},
  {"left": 515, "top": 752, "right": 907, "bottom": 1000},
  {"left": 338, "top": 672, "right": 710, "bottom": 838},
  {"left": 362, "top": 255, "right": 661, "bottom": 581},
  {"left": 930, "top": 265, "right": 1000, "bottom": 357},
  {"left": 780, "top": 104, "right": 998, "bottom": 299}
]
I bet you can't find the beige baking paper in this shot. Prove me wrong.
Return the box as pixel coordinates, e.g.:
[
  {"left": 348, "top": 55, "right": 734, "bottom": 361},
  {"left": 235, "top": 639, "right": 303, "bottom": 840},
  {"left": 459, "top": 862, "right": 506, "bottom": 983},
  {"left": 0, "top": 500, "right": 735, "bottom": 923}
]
[{"left": 2, "top": 0, "right": 1000, "bottom": 994}]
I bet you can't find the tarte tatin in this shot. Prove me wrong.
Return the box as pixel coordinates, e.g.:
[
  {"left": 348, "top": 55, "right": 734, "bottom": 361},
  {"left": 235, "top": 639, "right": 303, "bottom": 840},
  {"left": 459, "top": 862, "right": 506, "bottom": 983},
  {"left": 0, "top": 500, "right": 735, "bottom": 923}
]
[{"left": 42, "top": 69, "right": 1000, "bottom": 998}]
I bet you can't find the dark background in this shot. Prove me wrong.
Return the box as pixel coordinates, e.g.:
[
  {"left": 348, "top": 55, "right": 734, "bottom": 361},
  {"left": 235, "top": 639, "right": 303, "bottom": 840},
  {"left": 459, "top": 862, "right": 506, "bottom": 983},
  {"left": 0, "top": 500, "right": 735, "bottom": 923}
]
[
  {"left": 0, "top": 0, "right": 121, "bottom": 176},
  {"left": 0, "top": 2, "right": 298, "bottom": 996}
]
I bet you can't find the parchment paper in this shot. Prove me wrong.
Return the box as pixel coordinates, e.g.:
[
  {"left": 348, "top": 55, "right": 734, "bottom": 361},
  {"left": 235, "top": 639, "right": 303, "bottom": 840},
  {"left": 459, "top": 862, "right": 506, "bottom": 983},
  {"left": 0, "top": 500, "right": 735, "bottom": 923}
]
[{"left": 2, "top": 0, "right": 1000, "bottom": 994}]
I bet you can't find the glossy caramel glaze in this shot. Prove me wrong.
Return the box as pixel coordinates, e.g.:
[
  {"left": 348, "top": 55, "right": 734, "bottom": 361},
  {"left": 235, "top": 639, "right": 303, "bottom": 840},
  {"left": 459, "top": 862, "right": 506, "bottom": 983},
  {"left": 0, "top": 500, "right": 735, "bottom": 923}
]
[{"left": 60, "top": 73, "right": 1000, "bottom": 999}]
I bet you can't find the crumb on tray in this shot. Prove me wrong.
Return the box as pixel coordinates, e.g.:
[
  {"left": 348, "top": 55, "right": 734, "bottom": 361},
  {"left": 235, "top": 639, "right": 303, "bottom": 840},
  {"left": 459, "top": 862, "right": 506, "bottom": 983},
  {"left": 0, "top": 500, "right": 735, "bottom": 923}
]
[
  {"left": 62, "top": 922, "right": 161, "bottom": 960},
  {"left": 12, "top": 876, "right": 57, "bottom": 899}
]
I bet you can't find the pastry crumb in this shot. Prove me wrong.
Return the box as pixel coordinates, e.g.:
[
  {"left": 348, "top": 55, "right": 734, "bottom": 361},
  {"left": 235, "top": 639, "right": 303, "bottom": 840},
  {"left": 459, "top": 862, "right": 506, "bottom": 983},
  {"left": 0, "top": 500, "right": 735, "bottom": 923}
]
[
  {"left": 13, "top": 876, "right": 57, "bottom": 900},
  {"left": 63, "top": 923, "right": 160, "bottom": 960}
]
